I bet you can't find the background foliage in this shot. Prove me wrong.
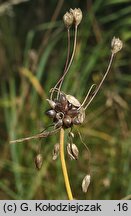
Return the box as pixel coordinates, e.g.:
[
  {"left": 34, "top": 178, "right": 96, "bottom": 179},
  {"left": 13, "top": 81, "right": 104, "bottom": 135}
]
[{"left": 0, "top": 0, "right": 131, "bottom": 200}]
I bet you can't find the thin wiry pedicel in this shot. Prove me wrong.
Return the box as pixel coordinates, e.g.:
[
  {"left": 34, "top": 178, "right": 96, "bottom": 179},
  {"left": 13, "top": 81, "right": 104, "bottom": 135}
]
[
  {"left": 84, "top": 37, "right": 123, "bottom": 110},
  {"left": 51, "top": 9, "right": 83, "bottom": 100}
]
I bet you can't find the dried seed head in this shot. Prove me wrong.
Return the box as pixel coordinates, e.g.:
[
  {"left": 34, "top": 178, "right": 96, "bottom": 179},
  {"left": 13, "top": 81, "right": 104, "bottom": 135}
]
[
  {"left": 111, "top": 37, "right": 123, "bottom": 54},
  {"left": 67, "top": 143, "right": 79, "bottom": 160},
  {"left": 35, "top": 154, "right": 43, "bottom": 170},
  {"left": 82, "top": 174, "right": 91, "bottom": 193},
  {"left": 63, "top": 12, "right": 74, "bottom": 28},
  {"left": 52, "top": 143, "right": 60, "bottom": 160},
  {"left": 70, "top": 8, "right": 82, "bottom": 26}
]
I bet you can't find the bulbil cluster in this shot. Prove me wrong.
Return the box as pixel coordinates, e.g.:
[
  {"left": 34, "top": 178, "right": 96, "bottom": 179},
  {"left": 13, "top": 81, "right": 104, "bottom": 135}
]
[{"left": 45, "top": 92, "right": 85, "bottom": 129}]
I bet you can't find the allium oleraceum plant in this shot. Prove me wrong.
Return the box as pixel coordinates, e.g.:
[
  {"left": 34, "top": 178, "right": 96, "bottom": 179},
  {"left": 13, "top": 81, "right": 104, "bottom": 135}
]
[{"left": 10, "top": 8, "right": 123, "bottom": 200}]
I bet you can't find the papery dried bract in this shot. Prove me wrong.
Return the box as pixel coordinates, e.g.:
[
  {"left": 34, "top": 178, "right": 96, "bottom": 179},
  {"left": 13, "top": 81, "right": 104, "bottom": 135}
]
[
  {"left": 111, "top": 37, "right": 123, "bottom": 54},
  {"left": 82, "top": 174, "right": 91, "bottom": 193},
  {"left": 66, "top": 94, "right": 81, "bottom": 107}
]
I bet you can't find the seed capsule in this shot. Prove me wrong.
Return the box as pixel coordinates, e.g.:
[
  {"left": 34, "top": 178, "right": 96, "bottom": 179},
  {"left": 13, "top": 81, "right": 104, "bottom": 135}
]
[
  {"left": 35, "top": 154, "right": 43, "bottom": 170},
  {"left": 59, "top": 93, "right": 68, "bottom": 107},
  {"left": 67, "top": 107, "right": 79, "bottom": 117},
  {"left": 68, "top": 102, "right": 72, "bottom": 110},
  {"left": 55, "top": 102, "right": 64, "bottom": 112},
  {"left": 63, "top": 115, "right": 72, "bottom": 128},
  {"left": 70, "top": 8, "right": 82, "bottom": 26},
  {"left": 111, "top": 37, "right": 123, "bottom": 54},
  {"left": 67, "top": 143, "right": 79, "bottom": 160},
  {"left": 63, "top": 11, "right": 74, "bottom": 28},
  {"left": 52, "top": 143, "right": 60, "bottom": 160},
  {"left": 45, "top": 109, "right": 56, "bottom": 118},
  {"left": 72, "top": 117, "right": 80, "bottom": 125},
  {"left": 82, "top": 174, "right": 91, "bottom": 193}
]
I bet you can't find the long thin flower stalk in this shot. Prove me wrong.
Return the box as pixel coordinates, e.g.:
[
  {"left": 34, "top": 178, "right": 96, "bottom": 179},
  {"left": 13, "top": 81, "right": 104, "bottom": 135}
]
[
  {"left": 50, "top": 25, "right": 78, "bottom": 100},
  {"left": 50, "top": 28, "right": 71, "bottom": 100},
  {"left": 59, "top": 128, "right": 73, "bottom": 200},
  {"left": 57, "top": 28, "right": 71, "bottom": 98},
  {"left": 58, "top": 25, "right": 78, "bottom": 93},
  {"left": 84, "top": 53, "right": 115, "bottom": 110}
]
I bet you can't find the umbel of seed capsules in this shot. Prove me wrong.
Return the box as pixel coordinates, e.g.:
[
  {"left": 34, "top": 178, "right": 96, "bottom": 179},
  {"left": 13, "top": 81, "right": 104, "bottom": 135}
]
[{"left": 45, "top": 92, "right": 85, "bottom": 128}]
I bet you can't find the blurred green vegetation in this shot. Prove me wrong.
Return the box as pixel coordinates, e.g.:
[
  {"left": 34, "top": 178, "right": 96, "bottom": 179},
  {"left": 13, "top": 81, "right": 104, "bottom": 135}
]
[{"left": 0, "top": 0, "right": 131, "bottom": 200}]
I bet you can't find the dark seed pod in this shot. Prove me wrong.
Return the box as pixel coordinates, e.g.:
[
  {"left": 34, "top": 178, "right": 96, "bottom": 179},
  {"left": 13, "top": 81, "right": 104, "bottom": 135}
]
[
  {"left": 63, "top": 115, "right": 72, "bottom": 128},
  {"left": 59, "top": 93, "right": 67, "bottom": 106},
  {"left": 55, "top": 102, "right": 64, "bottom": 112},
  {"left": 68, "top": 102, "right": 72, "bottom": 110},
  {"left": 72, "top": 117, "right": 81, "bottom": 125},
  {"left": 35, "top": 154, "right": 43, "bottom": 170},
  {"left": 45, "top": 109, "right": 56, "bottom": 118},
  {"left": 67, "top": 108, "right": 79, "bottom": 117}
]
